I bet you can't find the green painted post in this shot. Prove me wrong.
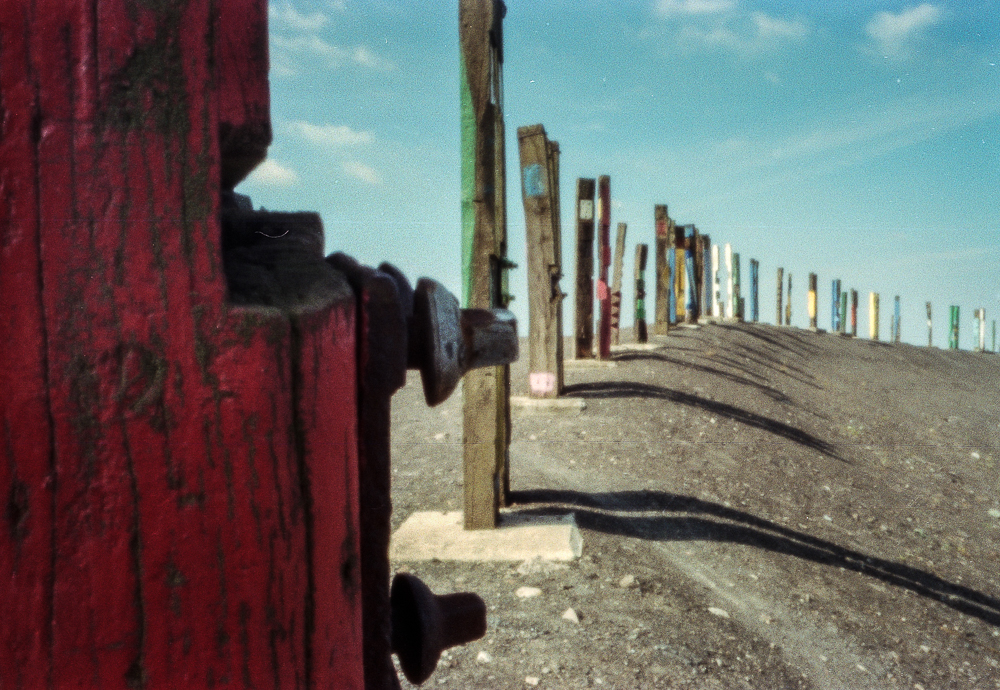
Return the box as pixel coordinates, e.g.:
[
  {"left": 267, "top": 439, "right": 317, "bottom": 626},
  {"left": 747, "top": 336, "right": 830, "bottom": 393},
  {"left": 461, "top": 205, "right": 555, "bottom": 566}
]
[{"left": 949, "top": 305, "right": 960, "bottom": 349}]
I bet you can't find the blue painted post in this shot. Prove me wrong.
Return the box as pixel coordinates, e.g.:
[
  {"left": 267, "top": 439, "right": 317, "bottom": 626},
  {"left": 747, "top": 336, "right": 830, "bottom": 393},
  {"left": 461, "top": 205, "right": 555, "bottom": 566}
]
[
  {"left": 750, "top": 259, "right": 759, "bottom": 323},
  {"left": 831, "top": 279, "right": 841, "bottom": 332}
]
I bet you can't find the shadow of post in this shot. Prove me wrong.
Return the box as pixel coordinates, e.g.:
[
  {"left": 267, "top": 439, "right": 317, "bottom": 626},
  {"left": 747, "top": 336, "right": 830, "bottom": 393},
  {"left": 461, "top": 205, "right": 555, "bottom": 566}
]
[{"left": 509, "top": 488, "right": 1000, "bottom": 628}]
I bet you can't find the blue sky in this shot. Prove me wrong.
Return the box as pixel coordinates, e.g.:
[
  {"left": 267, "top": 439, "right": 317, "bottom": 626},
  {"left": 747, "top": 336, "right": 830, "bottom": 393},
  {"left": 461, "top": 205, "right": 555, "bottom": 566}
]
[{"left": 237, "top": 0, "right": 999, "bottom": 349}]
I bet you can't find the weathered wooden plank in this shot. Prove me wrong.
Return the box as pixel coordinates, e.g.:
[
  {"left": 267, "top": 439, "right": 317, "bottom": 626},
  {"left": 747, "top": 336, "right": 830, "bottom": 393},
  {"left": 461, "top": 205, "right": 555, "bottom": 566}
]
[
  {"left": 653, "top": 205, "right": 671, "bottom": 335},
  {"left": 596, "top": 176, "right": 612, "bottom": 359},
  {"left": 634, "top": 244, "right": 649, "bottom": 343},
  {"left": 460, "top": 0, "right": 508, "bottom": 529},
  {"left": 610, "top": 223, "right": 627, "bottom": 344},
  {"left": 518, "top": 124, "right": 563, "bottom": 399},
  {"left": 776, "top": 267, "right": 784, "bottom": 326},
  {"left": 574, "top": 179, "right": 596, "bottom": 359}
]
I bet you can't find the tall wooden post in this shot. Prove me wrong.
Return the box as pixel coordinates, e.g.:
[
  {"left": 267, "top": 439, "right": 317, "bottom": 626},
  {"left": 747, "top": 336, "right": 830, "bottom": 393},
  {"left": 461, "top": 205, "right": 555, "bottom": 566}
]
[
  {"left": 750, "top": 259, "right": 759, "bottom": 323},
  {"left": 654, "top": 205, "right": 671, "bottom": 335},
  {"left": 518, "top": 124, "right": 563, "bottom": 399},
  {"left": 668, "top": 223, "right": 679, "bottom": 324},
  {"left": 460, "top": 0, "right": 509, "bottom": 529},
  {"left": 840, "top": 291, "right": 848, "bottom": 334},
  {"left": 574, "top": 178, "right": 596, "bottom": 359},
  {"left": 785, "top": 273, "right": 793, "bottom": 326},
  {"left": 732, "top": 251, "right": 742, "bottom": 321},
  {"left": 808, "top": 273, "right": 818, "bottom": 330},
  {"left": 635, "top": 245, "right": 649, "bottom": 343},
  {"left": 724, "top": 243, "right": 734, "bottom": 320},
  {"left": 850, "top": 289, "right": 858, "bottom": 336},
  {"left": 701, "top": 234, "right": 713, "bottom": 321},
  {"left": 610, "top": 222, "right": 627, "bottom": 344},
  {"left": 869, "top": 292, "right": 880, "bottom": 341},
  {"left": 776, "top": 267, "right": 784, "bottom": 325},
  {"left": 684, "top": 226, "right": 698, "bottom": 324},
  {"left": 892, "top": 295, "right": 901, "bottom": 343},
  {"left": 596, "top": 176, "right": 612, "bottom": 358},
  {"left": 831, "top": 279, "right": 842, "bottom": 331},
  {"left": 975, "top": 308, "right": 986, "bottom": 352},
  {"left": 712, "top": 245, "right": 722, "bottom": 318},
  {"left": 926, "top": 302, "right": 933, "bottom": 347},
  {"left": 949, "top": 305, "right": 960, "bottom": 349}
]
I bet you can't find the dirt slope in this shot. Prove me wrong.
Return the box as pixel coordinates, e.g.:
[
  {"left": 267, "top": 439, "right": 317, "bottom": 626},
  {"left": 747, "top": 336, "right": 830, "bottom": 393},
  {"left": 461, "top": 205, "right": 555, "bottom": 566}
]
[{"left": 389, "top": 322, "right": 1000, "bottom": 689}]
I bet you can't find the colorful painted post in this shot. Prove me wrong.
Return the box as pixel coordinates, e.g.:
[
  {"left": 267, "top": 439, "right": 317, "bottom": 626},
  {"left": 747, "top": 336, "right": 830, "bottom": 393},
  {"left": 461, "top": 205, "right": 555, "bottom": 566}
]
[
  {"left": 635, "top": 245, "right": 649, "bottom": 343},
  {"left": 926, "top": 302, "right": 933, "bottom": 347},
  {"left": 610, "top": 222, "right": 627, "bottom": 344},
  {"left": 850, "top": 289, "right": 858, "bottom": 336},
  {"left": 869, "top": 292, "right": 880, "bottom": 340},
  {"left": 460, "top": 0, "right": 510, "bottom": 528},
  {"left": 684, "top": 226, "right": 698, "bottom": 324},
  {"left": 786, "top": 273, "right": 793, "bottom": 326},
  {"left": 701, "top": 234, "right": 713, "bottom": 321},
  {"left": 807, "top": 273, "right": 818, "bottom": 330},
  {"left": 949, "top": 306, "right": 960, "bottom": 349},
  {"left": 831, "top": 279, "right": 841, "bottom": 331},
  {"left": 892, "top": 296, "right": 901, "bottom": 344},
  {"left": 517, "top": 124, "right": 564, "bottom": 399},
  {"left": 574, "top": 179, "right": 596, "bottom": 358},
  {"left": 776, "top": 267, "right": 784, "bottom": 325},
  {"left": 596, "top": 175, "right": 612, "bottom": 359},
  {"left": 654, "top": 205, "right": 671, "bottom": 335},
  {"left": 750, "top": 259, "right": 760, "bottom": 323},
  {"left": 713, "top": 244, "right": 723, "bottom": 318},
  {"left": 840, "top": 291, "right": 848, "bottom": 334}
]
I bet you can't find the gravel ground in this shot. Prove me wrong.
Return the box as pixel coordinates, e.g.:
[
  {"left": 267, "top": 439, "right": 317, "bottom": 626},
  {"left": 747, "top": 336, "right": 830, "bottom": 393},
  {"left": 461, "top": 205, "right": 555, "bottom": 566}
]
[{"left": 389, "top": 322, "right": 1000, "bottom": 689}]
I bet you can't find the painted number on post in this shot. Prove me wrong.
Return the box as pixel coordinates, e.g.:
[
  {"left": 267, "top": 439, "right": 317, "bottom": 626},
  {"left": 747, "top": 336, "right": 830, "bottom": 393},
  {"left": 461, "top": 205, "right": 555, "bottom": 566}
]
[
  {"left": 578, "top": 199, "right": 594, "bottom": 220},
  {"left": 530, "top": 372, "right": 556, "bottom": 395}
]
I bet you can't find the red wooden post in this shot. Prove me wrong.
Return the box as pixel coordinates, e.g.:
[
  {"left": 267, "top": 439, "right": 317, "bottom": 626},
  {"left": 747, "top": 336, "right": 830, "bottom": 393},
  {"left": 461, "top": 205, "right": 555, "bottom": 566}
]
[
  {"left": 574, "top": 179, "right": 596, "bottom": 358},
  {"left": 596, "top": 175, "right": 612, "bottom": 358}
]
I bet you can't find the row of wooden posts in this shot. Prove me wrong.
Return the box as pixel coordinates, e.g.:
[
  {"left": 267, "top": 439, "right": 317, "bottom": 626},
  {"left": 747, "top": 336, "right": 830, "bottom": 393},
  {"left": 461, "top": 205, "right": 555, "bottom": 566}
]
[
  {"left": 458, "top": 2, "right": 992, "bottom": 529},
  {"left": 516, "top": 129, "right": 998, "bottom": 406}
]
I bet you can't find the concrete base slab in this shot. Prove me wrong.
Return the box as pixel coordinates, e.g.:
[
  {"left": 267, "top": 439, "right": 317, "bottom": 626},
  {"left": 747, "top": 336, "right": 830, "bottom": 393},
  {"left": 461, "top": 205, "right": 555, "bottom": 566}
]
[
  {"left": 610, "top": 343, "right": 662, "bottom": 352},
  {"left": 390, "top": 511, "right": 583, "bottom": 562},
  {"left": 565, "top": 358, "right": 617, "bottom": 368},
  {"left": 510, "top": 396, "right": 586, "bottom": 411}
]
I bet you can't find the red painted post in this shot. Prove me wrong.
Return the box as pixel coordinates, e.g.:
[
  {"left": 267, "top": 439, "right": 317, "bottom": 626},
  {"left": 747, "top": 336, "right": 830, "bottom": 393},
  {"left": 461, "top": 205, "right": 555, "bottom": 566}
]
[{"left": 596, "top": 175, "right": 612, "bottom": 359}]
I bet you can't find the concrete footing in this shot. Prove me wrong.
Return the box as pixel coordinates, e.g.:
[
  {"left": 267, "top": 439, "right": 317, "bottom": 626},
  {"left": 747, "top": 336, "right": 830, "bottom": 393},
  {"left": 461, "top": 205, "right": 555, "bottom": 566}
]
[
  {"left": 390, "top": 511, "right": 583, "bottom": 562},
  {"left": 510, "top": 396, "right": 587, "bottom": 411}
]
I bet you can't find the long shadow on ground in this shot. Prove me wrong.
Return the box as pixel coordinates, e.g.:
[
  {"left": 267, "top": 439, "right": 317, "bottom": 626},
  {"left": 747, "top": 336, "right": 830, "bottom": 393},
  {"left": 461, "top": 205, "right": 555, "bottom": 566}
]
[
  {"left": 509, "top": 488, "right": 1000, "bottom": 629},
  {"left": 564, "top": 381, "right": 844, "bottom": 461}
]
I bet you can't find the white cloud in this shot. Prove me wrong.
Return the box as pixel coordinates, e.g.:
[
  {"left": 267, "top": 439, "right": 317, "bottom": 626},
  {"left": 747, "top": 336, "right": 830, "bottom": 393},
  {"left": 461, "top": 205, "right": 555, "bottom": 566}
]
[
  {"left": 343, "top": 161, "right": 382, "bottom": 185},
  {"left": 291, "top": 121, "right": 374, "bottom": 147},
  {"left": 270, "top": 34, "right": 395, "bottom": 72},
  {"left": 752, "top": 12, "right": 807, "bottom": 41},
  {"left": 866, "top": 4, "right": 943, "bottom": 59},
  {"left": 246, "top": 159, "right": 299, "bottom": 187},
  {"left": 654, "top": 0, "right": 734, "bottom": 17},
  {"left": 269, "top": 1, "right": 329, "bottom": 32},
  {"left": 674, "top": 12, "right": 808, "bottom": 55}
]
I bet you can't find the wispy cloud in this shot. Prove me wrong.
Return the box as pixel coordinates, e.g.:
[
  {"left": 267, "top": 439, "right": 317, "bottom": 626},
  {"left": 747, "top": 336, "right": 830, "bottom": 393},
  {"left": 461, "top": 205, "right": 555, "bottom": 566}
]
[
  {"left": 246, "top": 159, "right": 299, "bottom": 187},
  {"left": 269, "top": 1, "right": 330, "bottom": 32},
  {"left": 654, "top": 0, "right": 734, "bottom": 17},
  {"left": 343, "top": 161, "right": 382, "bottom": 185},
  {"left": 866, "top": 4, "right": 943, "bottom": 59},
  {"left": 291, "top": 121, "right": 374, "bottom": 147},
  {"left": 268, "top": 1, "right": 395, "bottom": 75},
  {"left": 654, "top": 1, "right": 809, "bottom": 56}
]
